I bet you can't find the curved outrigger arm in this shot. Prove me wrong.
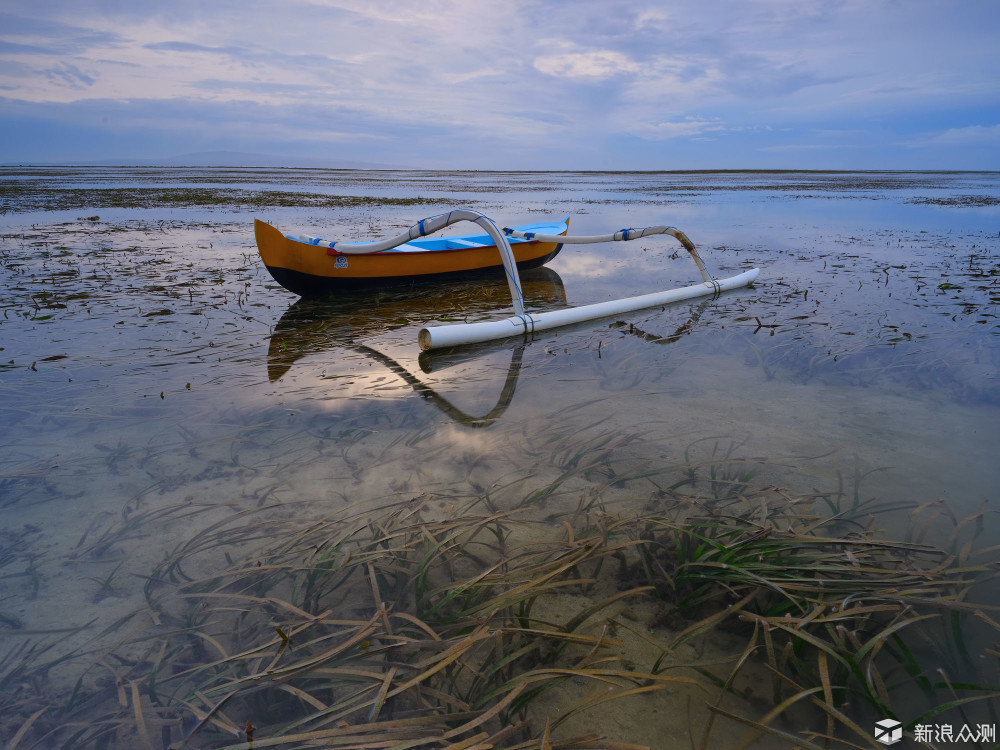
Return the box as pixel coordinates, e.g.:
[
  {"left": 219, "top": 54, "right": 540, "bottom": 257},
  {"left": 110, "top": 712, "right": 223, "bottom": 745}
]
[
  {"left": 504, "top": 225, "right": 715, "bottom": 284},
  {"left": 324, "top": 208, "right": 529, "bottom": 320}
]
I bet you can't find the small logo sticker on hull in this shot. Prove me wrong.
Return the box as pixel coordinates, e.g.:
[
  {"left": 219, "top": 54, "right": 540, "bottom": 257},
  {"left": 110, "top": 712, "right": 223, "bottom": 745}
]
[{"left": 334, "top": 257, "right": 349, "bottom": 269}]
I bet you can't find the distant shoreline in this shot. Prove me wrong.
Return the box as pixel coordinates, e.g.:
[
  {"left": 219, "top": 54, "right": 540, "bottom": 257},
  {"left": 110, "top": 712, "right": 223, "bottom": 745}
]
[{"left": 3, "top": 164, "right": 998, "bottom": 175}]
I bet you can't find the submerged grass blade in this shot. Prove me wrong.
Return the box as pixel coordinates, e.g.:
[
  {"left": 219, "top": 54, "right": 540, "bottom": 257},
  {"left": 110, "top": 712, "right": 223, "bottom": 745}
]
[{"left": 6, "top": 469, "right": 999, "bottom": 749}]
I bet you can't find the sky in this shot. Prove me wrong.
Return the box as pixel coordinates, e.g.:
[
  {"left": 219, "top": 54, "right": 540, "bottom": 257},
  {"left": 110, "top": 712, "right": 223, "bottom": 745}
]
[{"left": 1, "top": 0, "right": 998, "bottom": 170}]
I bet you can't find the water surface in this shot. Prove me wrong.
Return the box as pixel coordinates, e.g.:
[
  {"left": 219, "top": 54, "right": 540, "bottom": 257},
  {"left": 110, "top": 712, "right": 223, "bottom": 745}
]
[{"left": 1, "top": 167, "right": 998, "bottom": 744}]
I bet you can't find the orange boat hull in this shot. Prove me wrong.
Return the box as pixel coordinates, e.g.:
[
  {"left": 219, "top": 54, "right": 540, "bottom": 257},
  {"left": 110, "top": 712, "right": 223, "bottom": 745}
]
[{"left": 254, "top": 218, "right": 567, "bottom": 295}]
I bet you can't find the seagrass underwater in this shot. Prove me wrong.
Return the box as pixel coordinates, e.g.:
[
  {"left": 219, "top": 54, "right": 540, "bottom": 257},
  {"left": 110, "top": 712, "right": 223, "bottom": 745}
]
[{"left": 1, "top": 167, "right": 998, "bottom": 748}]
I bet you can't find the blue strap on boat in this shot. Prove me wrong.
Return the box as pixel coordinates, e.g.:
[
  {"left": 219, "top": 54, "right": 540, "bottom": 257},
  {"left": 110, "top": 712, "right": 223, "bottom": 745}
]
[
  {"left": 523, "top": 232, "right": 535, "bottom": 240},
  {"left": 418, "top": 219, "right": 426, "bottom": 236}
]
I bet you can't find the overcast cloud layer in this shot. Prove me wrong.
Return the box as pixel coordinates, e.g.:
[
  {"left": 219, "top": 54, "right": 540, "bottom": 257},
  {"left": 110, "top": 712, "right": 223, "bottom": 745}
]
[{"left": 1, "top": 0, "right": 998, "bottom": 169}]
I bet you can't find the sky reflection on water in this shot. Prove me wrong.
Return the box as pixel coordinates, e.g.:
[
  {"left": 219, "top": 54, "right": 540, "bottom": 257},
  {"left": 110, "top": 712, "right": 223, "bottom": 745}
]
[{"left": 0, "top": 168, "right": 998, "bottom": 712}]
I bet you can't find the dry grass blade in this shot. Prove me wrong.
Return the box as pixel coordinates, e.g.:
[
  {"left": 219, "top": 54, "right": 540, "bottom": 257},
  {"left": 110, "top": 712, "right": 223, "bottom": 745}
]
[
  {"left": 276, "top": 682, "right": 328, "bottom": 711},
  {"left": 697, "top": 626, "right": 761, "bottom": 750},
  {"left": 551, "top": 683, "right": 669, "bottom": 731},
  {"left": 674, "top": 591, "right": 759, "bottom": 651},
  {"left": 803, "top": 691, "right": 896, "bottom": 749},
  {"left": 4, "top": 706, "right": 47, "bottom": 750},
  {"left": 504, "top": 737, "right": 647, "bottom": 750},
  {"left": 233, "top": 621, "right": 381, "bottom": 686},
  {"left": 816, "top": 651, "right": 835, "bottom": 747},
  {"left": 442, "top": 682, "right": 527, "bottom": 739},
  {"left": 367, "top": 665, "right": 397, "bottom": 722},
  {"left": 212, "top": 712, "right": 481, "bottom": 748},
  {"left": 561, "top": 586, "right": 654, "bottom": 635},
  {"left": 441, "top": 733, "right": 491, "bottom": 749},
  {"left": 385, "top": 625, "right": 491, "bottom": 700},
  {"left": 392, "top": 612, "right": 443, "bottom": 640},
  {"left": 171, "top": 691, "right": 243, "bottom": 744},
  {"left": 733, "top": 684, "right": 830, "bottom": 749},
  {"left": 175, "top": 590, "right": 326, "bottom": 621},
  {"left": 368, "top": 561, "right": 393, "bottom": 636},
  {"left": 708, "top": 703, "right": 843, "bottom": 750},
  {"left": 128, "top": 680, "right": 155, "bottom": 750}
]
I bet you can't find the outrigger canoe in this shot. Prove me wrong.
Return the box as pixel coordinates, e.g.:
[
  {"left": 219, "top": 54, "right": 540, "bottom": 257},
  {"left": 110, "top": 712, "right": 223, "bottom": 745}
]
[
  {"left": 254, "top": 217, "right": 568, "bottom": 295},
  {"left": 254, "top": 208, "right": 759, "bottom": 351}
]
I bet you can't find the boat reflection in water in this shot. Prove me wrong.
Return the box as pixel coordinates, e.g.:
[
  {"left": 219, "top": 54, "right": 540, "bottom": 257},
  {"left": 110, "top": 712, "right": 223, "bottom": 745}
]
[
  {"left": 267, "top": 267, "right": 568, "bottom": 379},
  {"left": 267, "top": 268, "right": 712, "bottom": 428}
]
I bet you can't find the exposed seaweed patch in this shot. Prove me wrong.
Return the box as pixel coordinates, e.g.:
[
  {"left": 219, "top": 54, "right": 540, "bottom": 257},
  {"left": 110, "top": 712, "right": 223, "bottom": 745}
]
[
  {"left": 908, "top": 195, "right": 1000, "bottom": 207},
  {"left": 0, "top": 185, "right": 462, "bottom": 213}
]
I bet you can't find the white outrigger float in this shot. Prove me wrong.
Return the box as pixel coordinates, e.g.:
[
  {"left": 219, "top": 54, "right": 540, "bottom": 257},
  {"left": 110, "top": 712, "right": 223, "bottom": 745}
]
[{"left": 255, "top": 208, "right": 759, "bottom": 351}]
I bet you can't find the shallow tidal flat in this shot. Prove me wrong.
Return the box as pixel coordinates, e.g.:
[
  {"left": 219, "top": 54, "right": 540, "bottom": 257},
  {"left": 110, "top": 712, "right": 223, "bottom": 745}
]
[{"left": 1, "top": 167, "right": 999, "bottom": 748}]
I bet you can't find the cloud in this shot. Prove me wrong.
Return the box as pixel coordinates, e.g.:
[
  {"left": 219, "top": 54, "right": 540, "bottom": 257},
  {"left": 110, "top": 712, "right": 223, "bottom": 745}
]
[
  {"left": 908, "top": 124, "right": 1000, "bottom": 147},
  {"left": 0, "top": 0, "right": 997, "bottom": 169},
  {"left": 759, "top": 144, "right": 851, "bottom": 152},
  {"left": 533, "top": 50, "right": 639, "bottom": 80},
  {"left": 45, "top": 61, "right": 96, "bottom": 88},
  {"left": 629, "top": 118, "right": 726, "bottom": 141},
  {"left": 633, "top": 9, "right": 671, "bottom": 30},
  {"left": 190, "top": 79, "right": 327, "bottom": 96},
  {"left": 0, "top": 12, "right": 124, "bottom": 55},
  {"left": 144, "top": 41, "right": 240, "bottom": 54},
  {"left": 0, "top": 39, "right": 54, "bottom": 55}
]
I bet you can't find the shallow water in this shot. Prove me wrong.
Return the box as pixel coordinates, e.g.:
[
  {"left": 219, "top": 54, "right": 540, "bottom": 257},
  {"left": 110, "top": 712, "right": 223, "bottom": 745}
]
[{"left": 1, "top": 167, "right": 999, "bottom": 744}]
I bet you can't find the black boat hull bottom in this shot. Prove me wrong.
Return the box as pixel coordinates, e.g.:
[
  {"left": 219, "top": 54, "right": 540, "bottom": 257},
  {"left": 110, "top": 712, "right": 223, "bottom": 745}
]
[{"left": 264, "top": 245, "right": 563, "bottom": 296}]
